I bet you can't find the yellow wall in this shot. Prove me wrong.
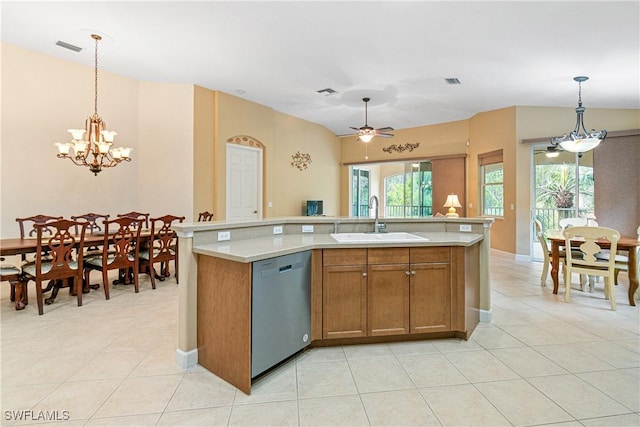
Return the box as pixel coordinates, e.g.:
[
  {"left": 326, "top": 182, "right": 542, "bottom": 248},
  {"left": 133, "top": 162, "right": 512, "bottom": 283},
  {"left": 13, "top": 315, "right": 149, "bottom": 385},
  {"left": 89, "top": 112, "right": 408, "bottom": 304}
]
[
  {"left": 213, "top": 91, "right": 340, "bottom": 219},
  {"left": 468, "top": 107, "right": 517, "bottom": 253},
  {"left": 339, "top": 120, "right": 470, "bottom": 216},
  {"left": 193, "top": 86, "right": 215, "bottom": 220}
]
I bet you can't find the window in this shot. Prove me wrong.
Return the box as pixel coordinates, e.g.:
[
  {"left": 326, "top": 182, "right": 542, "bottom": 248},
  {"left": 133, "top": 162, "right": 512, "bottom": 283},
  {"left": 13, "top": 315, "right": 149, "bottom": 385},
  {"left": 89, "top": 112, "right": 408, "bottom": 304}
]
[
  {"left": 351, "top": 168, "right": 370, "bottom": 217},
  {"left": 384, "top": 162, "right": 432, "bottom": 218},
  {"left": 479, "top": 150, "right": 504, "bottom": 217}
]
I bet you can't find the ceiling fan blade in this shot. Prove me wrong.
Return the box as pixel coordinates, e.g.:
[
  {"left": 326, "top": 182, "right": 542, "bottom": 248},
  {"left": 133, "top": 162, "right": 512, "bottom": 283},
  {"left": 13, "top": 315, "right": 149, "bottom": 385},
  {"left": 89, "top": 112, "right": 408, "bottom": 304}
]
[
  {"left": 376, "top": 127, "right": 394, "bottom": 132},
  {"left": 377, "top": 133, "right": 394, "bottom": 138},
  {"left": 349, "top": 127, "right": 361, "bottom": 131}
]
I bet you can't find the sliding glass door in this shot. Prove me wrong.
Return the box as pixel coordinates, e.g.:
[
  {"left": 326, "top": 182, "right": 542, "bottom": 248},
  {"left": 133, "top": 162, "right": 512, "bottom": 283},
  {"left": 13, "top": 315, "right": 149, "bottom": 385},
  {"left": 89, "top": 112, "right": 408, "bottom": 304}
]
[{"left": 531, "top": 146, "right": 594, "bottom": 258}]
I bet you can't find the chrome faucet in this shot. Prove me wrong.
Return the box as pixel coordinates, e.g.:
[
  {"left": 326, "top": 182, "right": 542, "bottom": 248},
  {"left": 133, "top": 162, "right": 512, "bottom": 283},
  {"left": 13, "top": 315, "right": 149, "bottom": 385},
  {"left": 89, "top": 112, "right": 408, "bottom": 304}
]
[{"left": 368, "top": 195, "right": 386, "bottom": 233}]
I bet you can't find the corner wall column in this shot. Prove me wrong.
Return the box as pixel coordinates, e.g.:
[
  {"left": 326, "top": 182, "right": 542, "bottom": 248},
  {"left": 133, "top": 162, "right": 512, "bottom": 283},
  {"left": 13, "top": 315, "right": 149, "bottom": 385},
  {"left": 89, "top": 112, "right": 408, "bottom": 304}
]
[
  {"left": 176, "top": 231, "right": 198, "bottom": 368},
  {"left": 479, "top": 222, "right": 492, "bottom": 322}
]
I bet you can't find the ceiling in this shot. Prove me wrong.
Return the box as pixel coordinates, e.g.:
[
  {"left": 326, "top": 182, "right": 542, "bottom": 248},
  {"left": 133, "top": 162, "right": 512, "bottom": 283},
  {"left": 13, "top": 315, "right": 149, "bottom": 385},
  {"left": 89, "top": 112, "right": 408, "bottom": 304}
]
[{"left": 2, "top": 1, "right": 639, "bottom": 137}]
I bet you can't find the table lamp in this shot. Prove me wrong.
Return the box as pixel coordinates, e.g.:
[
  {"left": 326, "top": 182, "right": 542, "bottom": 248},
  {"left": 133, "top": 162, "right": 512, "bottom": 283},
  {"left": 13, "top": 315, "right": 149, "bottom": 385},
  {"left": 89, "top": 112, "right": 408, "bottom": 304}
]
[{"left": 443, "top": 194, "right": 462, "bottom": 218}]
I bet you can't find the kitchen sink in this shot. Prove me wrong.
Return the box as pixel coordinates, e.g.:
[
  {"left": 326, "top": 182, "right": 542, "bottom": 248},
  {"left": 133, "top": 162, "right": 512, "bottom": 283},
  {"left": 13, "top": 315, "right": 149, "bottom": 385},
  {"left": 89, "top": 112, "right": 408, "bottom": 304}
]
[{"left": 330, "top": 232, "right": 429, "bottom": 243}]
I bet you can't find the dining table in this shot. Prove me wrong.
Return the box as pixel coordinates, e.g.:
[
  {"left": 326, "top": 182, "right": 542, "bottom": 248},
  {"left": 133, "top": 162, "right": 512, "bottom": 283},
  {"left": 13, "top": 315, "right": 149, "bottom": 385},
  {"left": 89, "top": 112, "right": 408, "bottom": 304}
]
[
  {"left": 0, "top": 230, "right": 153, "bottom": 310},
  {"left": 547, "top": 231, "right": 640, "bottom": 306}
]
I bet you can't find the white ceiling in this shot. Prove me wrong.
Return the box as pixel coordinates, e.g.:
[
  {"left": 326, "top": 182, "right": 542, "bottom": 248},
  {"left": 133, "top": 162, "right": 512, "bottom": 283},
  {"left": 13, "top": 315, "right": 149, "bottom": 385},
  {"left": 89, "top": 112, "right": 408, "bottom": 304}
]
[{"left": 2, "top": 1, "right": 639, "bottom": 136}]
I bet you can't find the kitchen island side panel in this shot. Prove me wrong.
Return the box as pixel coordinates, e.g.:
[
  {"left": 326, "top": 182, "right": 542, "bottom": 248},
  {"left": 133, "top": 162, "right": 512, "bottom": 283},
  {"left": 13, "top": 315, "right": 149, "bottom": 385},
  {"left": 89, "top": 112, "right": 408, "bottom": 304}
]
[{"left": 197, "top": 255, "right": 252, "bottom": 394}]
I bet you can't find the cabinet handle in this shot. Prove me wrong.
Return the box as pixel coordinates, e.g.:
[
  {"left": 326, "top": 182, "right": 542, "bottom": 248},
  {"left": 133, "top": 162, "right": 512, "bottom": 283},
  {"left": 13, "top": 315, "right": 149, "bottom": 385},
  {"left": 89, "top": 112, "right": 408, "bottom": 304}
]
[
  {"left": 405, "top": 271, "right": 411, "bottom": 276},
  {"left": 362, "top": 272, "right": 368, "bottom": 277},
  {"left": 411, "top": 271, "right": 416, "bottom": 275}
]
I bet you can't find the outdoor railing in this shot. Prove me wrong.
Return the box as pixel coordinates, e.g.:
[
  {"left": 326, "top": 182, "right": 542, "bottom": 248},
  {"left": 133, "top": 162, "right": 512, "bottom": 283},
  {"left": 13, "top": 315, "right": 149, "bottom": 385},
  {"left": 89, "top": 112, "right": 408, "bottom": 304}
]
[{"left": 533, "top": 207, "right": 593, "bottom": 233}]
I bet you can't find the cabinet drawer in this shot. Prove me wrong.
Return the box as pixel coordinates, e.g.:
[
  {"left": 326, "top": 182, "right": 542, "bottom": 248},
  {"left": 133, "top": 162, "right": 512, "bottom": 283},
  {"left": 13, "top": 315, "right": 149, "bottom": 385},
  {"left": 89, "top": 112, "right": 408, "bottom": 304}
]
[
  {"left": 323, "top": 248, "right": 367, "bottom": 266},
  {"left": 410, "top": 247, "right": 450, "bottom": 263},
  {"left": 368, "top": 248, "right": 409, "bottom": 265}
]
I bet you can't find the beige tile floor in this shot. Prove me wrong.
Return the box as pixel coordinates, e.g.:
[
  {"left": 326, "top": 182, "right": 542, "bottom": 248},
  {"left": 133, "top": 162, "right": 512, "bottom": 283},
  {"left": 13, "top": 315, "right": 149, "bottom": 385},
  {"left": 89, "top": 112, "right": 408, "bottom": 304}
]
[{"left": 1, "top": 251, "right": 638, "bottom": 426}]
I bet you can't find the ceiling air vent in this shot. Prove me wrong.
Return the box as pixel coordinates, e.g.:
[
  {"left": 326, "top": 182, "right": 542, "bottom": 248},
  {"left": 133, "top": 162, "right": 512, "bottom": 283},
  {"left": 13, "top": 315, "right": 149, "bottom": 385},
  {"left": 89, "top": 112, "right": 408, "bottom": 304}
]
[
  {"left": 317, "top": 88, "right": 337, "bottom": 96},
  {"left": 445, "top": 78, "right": 461, "bottom": 85},
  {"left": 56, "top": 40, "right": 82, "bottom": 52}
]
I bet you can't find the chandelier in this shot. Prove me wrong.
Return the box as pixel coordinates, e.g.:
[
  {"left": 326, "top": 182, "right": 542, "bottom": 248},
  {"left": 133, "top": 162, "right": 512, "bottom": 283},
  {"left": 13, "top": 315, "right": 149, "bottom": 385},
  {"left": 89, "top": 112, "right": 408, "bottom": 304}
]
[
  {"left": 55, "top": 34, "right": 132, "bottom": 175},
  {"left": 551, "top": 76, "right": 606, "bottom": 154}
]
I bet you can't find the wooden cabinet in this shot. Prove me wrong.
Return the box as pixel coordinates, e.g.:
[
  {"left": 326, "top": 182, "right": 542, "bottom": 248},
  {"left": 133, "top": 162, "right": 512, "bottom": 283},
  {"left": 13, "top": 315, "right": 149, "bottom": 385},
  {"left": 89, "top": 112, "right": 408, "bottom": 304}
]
[
  {"left": 367, "top": 248, "right": 410, "bottom": 336},
  {"left": 322, "top": 249, "right": 367, "bottom": 339},
  {"left": 323, "top": 247, "right": 454, "bottom": 339},
  {"left": 410, "top": 247, "right": 452, "bottom": 333}
]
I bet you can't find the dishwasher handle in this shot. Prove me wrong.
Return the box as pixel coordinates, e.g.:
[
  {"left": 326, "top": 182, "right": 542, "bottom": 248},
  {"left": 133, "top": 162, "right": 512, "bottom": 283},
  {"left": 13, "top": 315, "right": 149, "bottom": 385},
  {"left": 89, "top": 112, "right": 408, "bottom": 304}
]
[
  {"left": 259, "top": 261, "right": 304, "bottom": 278},
  {"left": 279, "top": 265, "right": 293, "bottom": 273}
]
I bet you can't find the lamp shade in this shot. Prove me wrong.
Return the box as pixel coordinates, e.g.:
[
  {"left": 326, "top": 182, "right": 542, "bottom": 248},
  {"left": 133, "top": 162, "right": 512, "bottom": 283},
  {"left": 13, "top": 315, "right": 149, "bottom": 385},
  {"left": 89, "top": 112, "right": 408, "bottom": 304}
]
[
  {"left": 443, "top": 194, "right": 462, "bottom": 218},
  {"left": 443, "top": 194, "right": 462, "bottom": 208},
  {"left": 559, "top": 137, "right": 601, "bottom": 153}
]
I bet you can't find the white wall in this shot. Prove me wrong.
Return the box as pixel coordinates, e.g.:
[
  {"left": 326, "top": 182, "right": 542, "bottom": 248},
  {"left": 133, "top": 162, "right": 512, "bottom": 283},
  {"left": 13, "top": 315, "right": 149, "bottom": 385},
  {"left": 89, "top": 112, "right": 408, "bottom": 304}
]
[
  {"left": 0, "top": 43, "right": 195, "bottom": 238},
  {"left": 136, "top": 81, "right": 194, "bottom": 220}
]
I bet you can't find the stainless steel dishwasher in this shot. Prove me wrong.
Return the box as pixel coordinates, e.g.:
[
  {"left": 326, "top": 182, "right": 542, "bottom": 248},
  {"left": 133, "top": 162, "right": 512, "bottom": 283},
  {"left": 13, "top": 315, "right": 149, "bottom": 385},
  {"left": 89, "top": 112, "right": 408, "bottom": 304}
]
[{"left": 251, "top": 250, "right": 311, "bottom": 378}]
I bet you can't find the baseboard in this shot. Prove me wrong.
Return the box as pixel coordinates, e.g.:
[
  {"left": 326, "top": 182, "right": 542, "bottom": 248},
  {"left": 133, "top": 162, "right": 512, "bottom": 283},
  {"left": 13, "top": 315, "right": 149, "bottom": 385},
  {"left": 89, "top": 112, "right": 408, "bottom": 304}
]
[
  {"left": 514, "top": 253, "right": 531, "bottom": 262},
  {"left": 175, "top": 348, "right": 198, "bottom": 369},
  {"left": 479, "top": 309, "right": 492, "bottom": 323}
]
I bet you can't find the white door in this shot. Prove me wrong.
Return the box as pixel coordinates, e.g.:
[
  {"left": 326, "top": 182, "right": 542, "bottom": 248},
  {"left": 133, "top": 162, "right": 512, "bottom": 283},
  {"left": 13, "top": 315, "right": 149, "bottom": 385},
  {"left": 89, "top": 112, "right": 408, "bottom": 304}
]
[{"left": 226, "top": 144, "right": 262, "bottom": 221}]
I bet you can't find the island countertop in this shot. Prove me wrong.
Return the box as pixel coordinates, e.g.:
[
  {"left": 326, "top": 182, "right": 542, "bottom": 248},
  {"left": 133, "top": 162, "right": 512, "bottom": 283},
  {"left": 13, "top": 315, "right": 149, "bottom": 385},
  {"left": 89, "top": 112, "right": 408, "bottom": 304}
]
[{"left": 192, "top": 231, "right": 484, "bottom": 263}]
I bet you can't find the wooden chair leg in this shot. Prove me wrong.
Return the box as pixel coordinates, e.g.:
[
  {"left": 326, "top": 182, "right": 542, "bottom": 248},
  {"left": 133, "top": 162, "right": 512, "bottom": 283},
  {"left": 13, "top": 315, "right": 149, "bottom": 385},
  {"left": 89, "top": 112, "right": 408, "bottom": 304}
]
[
  {"left": 564, "top": 270, "right": 571, "bottom": 302},
  {"left": 102, "top": 269, "right": 110, "bottom": 300},
  {"left": 75, "top": 275, "right": 82, "bottom": 307},
  {"left": 133, "top": 266, "right": 140, "bottom": 293},
  {"left": 148, "top": 262, "right": 156, "bottom": 290},
  {"left": 35, "top": 279, "right": 44, "bottom": 315}
]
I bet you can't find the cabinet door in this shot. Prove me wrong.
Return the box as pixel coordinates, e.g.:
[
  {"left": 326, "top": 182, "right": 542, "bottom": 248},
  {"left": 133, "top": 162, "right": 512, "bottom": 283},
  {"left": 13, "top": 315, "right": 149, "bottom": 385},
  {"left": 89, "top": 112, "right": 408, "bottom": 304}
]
[
  {"left": 367, "top": 264, "right": 410, "bottom": 336},
  {"left": 322, "top": 265, "right": 367, "bottom": 339},
  {"left": 410, "top": 263, "right": 451, "bottom": 333}
]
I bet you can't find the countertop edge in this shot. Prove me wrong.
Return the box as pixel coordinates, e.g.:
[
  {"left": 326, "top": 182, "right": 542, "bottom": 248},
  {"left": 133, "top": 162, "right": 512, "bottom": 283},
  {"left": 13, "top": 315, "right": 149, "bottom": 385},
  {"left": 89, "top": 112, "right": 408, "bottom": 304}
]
[{"left": 192, "top": 233, "right": 484, "bottom": 263}]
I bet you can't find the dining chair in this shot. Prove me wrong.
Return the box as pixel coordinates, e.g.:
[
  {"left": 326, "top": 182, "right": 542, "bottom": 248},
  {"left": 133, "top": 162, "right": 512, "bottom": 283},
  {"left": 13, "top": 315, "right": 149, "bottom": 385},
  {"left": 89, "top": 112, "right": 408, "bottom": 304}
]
[
  {"left": 1, "top": 257, "right": 26, "bottom": 309},
  {"left": 139, "top": 214, "right": 185, "bottom": 289},
  {"left": 197, "top": 211, "right": 214, "bottom": 222},
  {"left": 559, "top": 217, "right": 598, "bottom": 230},
  {"left": 117, "top": 211, "right": 150, "bottom": 230},
  {"left": 534, "top": 219, "right": 586, "bottom": 288},
  {"left": 21, "top": 219, "right": 88, "bottom": 315},
  {"left": 595, "top": 225, "right": 640, "bottom": 287},
  {"left": 71, "top": 213, "right": 110, "bottom": 235},
  {"left": 83, "top": 216, "right": 142, "bottom": 299},
  {"left": 563, "top": 226, "right": 621, "bottom": 310},
  {"left": 15, "top": 215, "right": 64, "bottom": 262}
]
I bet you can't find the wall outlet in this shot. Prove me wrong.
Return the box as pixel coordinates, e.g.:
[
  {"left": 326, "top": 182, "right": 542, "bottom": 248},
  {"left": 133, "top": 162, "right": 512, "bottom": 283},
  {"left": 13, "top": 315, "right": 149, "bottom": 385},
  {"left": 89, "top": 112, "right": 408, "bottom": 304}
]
[
  {"left": 459, "top": 224, "right": 472, "bottom": 232},
  {"left": 302, "top": 225, "right": 314, "bottom": 233},
  {"left": 217, "top": 231, "right": 231, "bottom": 241},
  {"left": 273, "top": 225, "right": 283, "bottom": 234}
]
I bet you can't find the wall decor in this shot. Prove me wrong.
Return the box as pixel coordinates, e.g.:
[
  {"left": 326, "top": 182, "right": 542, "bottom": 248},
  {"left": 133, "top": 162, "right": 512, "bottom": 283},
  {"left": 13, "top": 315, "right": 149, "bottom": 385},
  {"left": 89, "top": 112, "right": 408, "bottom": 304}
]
[
  {"left": 291, "top": 151, "right": 312, "bottom": 170},
  {"left": 382, "top": 142, "right": 420, "bottom": 154}
]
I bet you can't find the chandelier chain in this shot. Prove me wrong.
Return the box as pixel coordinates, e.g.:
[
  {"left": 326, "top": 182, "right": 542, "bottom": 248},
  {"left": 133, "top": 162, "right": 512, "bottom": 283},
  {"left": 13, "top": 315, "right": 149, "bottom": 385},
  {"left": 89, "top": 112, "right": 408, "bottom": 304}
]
[{"left": 94, "top": 35, "right": 99, "bottom": 116}]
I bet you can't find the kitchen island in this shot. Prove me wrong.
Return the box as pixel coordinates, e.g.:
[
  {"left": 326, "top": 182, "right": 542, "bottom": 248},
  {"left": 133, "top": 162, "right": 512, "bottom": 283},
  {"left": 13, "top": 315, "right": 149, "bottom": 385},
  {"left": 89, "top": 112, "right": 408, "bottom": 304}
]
[{"left": 173, "top": 216, "right": 493, "bottom": 394}]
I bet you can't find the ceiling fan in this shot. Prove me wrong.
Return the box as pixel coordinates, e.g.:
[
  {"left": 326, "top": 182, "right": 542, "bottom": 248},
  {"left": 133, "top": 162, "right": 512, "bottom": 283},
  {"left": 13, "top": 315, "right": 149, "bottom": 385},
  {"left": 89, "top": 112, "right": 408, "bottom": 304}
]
[{"left": 349, "top": 97, "right": 394, "bottom": 143}]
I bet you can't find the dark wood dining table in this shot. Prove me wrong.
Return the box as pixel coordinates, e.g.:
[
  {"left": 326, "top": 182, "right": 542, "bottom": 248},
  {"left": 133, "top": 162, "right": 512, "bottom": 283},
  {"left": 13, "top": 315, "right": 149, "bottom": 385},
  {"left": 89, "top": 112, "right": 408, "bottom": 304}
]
[
  {"left": 0, "top": 231, "right": 152, "bottom": 310},
  {"left": 547, "top": 232, "right": 640, "bottom": 306}
]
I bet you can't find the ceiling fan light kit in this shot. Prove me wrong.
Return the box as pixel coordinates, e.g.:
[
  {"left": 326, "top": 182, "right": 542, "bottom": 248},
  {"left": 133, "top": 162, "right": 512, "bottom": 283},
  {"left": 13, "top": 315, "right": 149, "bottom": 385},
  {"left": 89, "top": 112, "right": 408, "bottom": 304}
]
[{"left": 350, "top": 97, "right": 394, "bottom": 143}]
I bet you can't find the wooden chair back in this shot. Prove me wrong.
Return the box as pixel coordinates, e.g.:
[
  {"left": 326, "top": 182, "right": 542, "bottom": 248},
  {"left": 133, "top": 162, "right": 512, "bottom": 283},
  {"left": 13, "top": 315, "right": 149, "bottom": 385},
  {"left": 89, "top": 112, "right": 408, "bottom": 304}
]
[
  {"left": 71, "top": 213, "right": 110, "bottom": 234},
  {"left": 84, "top": 216, "right": 142, "bottom": 296},
  {"left": 141, "top": 215, "right": 185, "bottom": 288},
  {"left": 563, "top": 226, "right": 620, "bottom": 310},
  {"left": 22, "top": 219, "right": 88, "bottom": 314},
  {"left": 117, "top": 211, "right": 150, "bottom": 229},
  {"left": 102, "top": 217, "right": 142, "bottom": 271},
  {"left": 16, "top": 214, "right": 63, "bottom": 238},
  {"left": 198, "top": 211, "right": 214, "bottom": 222}
]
